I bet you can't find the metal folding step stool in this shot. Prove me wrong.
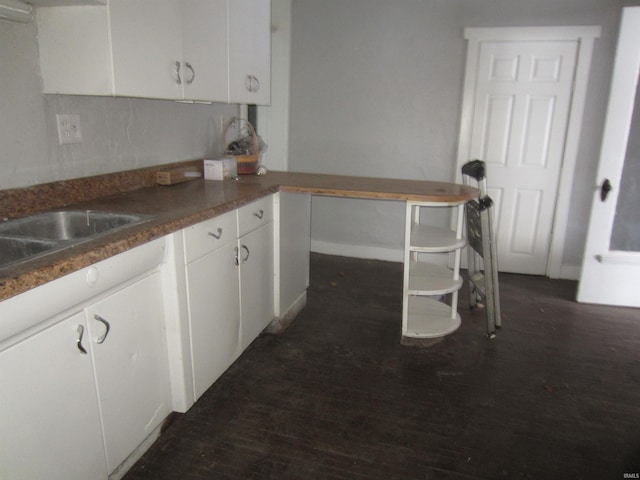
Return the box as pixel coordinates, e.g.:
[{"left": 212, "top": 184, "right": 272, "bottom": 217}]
[{"left": 461, "top": 160, "right": 501, "bottom": 338}]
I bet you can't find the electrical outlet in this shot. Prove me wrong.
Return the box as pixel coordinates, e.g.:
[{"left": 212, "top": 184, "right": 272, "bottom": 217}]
[{"left": 56, "top": 114, "right": 83, "bottom": 145}]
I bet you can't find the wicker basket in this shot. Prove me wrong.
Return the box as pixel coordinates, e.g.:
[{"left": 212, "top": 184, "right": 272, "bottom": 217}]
[{"left": 223, "top": 118, "right": 260, "bottom": 175}]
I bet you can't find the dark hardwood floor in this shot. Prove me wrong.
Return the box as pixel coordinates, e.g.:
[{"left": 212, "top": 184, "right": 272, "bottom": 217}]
[{"left": 123, "top": 253, "right": 640, "bottom": 479}]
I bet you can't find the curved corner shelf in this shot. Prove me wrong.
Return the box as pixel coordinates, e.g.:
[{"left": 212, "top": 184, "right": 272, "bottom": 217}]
[
  {"left": 402, "top": 200, "right": 466, "bottom": 341},
  {"left": 408, "top": 261, "right": 463, "bottom": 295},
  {"left": 405, "top": 296, "right": 462, "bottom": 338},
  {"left": 410, "top": 224, "right": 466, "bottom": 252}
]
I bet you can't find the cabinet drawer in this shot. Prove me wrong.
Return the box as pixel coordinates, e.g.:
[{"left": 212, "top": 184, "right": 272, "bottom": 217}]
[
  {"left": 184, "top": 210, "right": 238, "bottom": 264},
  {"left": 237, "top": 195, "right": 273, "bottom": 237}
]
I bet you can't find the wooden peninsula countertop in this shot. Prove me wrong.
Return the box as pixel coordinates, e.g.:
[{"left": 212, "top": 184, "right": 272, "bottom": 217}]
[{"left": 0, "top": 166, "right": 478, "bottom": 302}]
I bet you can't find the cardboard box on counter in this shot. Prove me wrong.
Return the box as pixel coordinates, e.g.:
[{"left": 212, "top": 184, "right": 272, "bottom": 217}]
[
  {"left": 157, "top": 166, "right": 203, "bottom": 185},
  {"left": 204, "top": 158, "right": 237, "bottom": 180}
]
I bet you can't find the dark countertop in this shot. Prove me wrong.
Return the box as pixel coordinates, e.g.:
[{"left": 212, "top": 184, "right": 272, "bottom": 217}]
[{"left": 0, "top": 168, "right": 478, "bottom": 302}]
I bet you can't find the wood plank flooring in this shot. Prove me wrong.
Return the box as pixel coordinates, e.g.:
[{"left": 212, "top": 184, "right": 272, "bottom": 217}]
[{"left": 123, "top": 253, "right": 640, "bottom": 479}]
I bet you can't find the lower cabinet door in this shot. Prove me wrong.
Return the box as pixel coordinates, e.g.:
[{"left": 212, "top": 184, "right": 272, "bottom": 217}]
[
  {"left": 186, "top": 241, "right": 240, "bottom": 400},
  {"left": 86, "top": 273, "right": 172, "bottom": 473},
  {"left": 0, "top": 312, "right": 107, "bottom": 480},
  {"left": 239, "top": 221, "right": 274, "bottom": 350}
]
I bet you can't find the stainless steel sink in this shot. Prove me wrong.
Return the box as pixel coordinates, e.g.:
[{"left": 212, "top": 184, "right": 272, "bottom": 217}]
[
  {"left": 0, "top": 210, "right": 154, "bottom": 241},
  {"left": 0, "top": 236, "right": 61, "bottom": 269},
  {"left": 0, "top": 210, "right": 156, "bottom": 271}
]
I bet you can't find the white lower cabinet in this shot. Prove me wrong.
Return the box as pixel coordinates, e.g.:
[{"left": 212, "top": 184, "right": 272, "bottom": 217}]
[
  {"left": 186, "top": 241, "right": 240, "bottom": 400},
  {"left": 0, "top": 195, "right": 284, "bottom": 478},
  {"left": 239, "top": 221, "right": 274, "bottom": 349},
  {"left": 0, "top": 265, "right": 171, "bottom": 479},
  {"left": 181, "top": 196, "right": 275, "bottom": 403},
  {"left": 237, "top": 195, "right": 275, "bottom": 350},
  {"left": 86, "top": 272, "right": 172, "bottom": 473},
  {"left": 0, "top": 312, "right": 108, "bottom": 480}
]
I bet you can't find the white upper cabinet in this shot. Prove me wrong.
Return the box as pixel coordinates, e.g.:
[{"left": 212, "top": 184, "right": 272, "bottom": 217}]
[
  {"left": 181, "top": 0, "right": 229, "bottom": 102},
  {"left": 108, "top": 0, "right": 184, "bottom": 100},
  {"left": 229, "top": 0, "right": 271, "bottom": 105},
  {"left": 37, "top": 5, "right": 114, "bottom": 96},
  {"left": 36, "top": 0, "right": 271, "bottom": 104}
]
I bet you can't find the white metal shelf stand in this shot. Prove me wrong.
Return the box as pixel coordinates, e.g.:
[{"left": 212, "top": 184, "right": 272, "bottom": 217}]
[{"left": 402, "top": 200, "right": 466, "bottom": 341}]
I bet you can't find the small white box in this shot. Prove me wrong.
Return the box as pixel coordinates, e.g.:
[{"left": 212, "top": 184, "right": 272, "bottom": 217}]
[{"left": 204, "top": 157, "right": 237, "bottom": 180}]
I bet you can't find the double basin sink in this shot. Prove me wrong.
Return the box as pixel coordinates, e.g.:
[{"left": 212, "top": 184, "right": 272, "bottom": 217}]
[{"left": 0, "top": 210, "right": 156, "bottom": 271}]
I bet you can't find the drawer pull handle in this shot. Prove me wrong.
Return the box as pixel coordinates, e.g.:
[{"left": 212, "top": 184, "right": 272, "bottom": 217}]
[
  {"left": 185, "top": 62, "right": 195, "bottom": 85},
  {"left": 94, "top": 315, "right": 111, "bottom": 344},
  {"left": 208, "top": 227, "right": 223, "bottom": 240},
  {"left": 254, "top": 209, "right": 264, "bottom": 220},
  {"left": 76, "top": 325, "right": 88, "bottom": 355}
]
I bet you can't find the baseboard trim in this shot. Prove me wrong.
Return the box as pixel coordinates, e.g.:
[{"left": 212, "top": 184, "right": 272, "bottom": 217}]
[
  {"left": 267, "top": 291, "right": 307, "bottom": 334},
  {"left": 310, "top": 240, "right": 403, "bottom": 263},
  {"left": 559, "top": 264, "right": 581, "bottom": 281},
  {"left": 109, "top": 421, "right": 163, "bottom": 480}
]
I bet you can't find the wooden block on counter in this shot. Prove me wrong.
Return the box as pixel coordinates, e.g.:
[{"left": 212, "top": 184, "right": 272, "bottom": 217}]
[{"left": 157, "top": 166, "right": 203, "bottom": 186}]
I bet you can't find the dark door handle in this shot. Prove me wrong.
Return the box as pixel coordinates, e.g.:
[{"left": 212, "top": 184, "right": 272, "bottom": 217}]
[{"left": 600, "top": 178, "right": 612, "bottom": 202}]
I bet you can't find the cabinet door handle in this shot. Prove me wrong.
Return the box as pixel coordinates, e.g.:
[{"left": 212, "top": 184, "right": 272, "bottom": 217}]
[
  {"left": 234, "top": 246, "right": 239, "bottom": 266},
  {"left": 76, "top": 325, "right": 88, "bottom": 355},
  {"left": 185, "top": 62, "right": 195, "bottom": 85},
  {"left": 241, "top": 245, "right": 250, "bottom": 263},
  {"left": 245, "top": 74, "right": 260, "bottom": 93},
  {"left": 175, "top": 61, "right": 182, "bottom": 85},
  {"left": 93, "top": 314, "right": 111, "bottom": 344},
  {"left": 208, "top": 227, "right": 223, "bottom": 239},
  {"left": 253, "top": 209, "right": 264, "bottom": 220}
]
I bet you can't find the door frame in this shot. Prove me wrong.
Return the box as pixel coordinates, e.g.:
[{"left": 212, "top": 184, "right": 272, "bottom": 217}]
[{"left": 456, "top": 26, "right": 601, "bottom": 279}]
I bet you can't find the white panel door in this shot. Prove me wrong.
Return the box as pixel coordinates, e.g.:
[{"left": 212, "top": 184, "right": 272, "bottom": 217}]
[
  {"left": 465, "top": 40, "right": 578, "bottom": 274},
  {"left": 578, "top": 7, "right": 640, "bottom": 307}
]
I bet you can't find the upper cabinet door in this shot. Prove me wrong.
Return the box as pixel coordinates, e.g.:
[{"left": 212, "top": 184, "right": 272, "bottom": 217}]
[
  {"left": 181, "top": 0, "right": 228, "bottom": 102},
  {"left": 37, "top": 5, "right": 114, "bottom": 95},
  {"left": 228, "top": 0, "right": 271, "bottom": 105},
  {"left": 109, "top": 0, "right": 184, "bottom": 100}
]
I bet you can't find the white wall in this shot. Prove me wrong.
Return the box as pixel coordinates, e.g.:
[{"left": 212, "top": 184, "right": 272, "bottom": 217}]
[
  {"left": 288, "top": 0, "right": 634, "bottom": 273},
  {"left": 0, "top": 16, "right": 238, "bottom": 190}
]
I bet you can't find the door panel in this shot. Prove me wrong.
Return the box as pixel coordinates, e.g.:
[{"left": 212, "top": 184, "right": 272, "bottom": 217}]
[
  {"left": 510, "top": 188, "right": 542, "bottom": 255},
  {"left": 479, "top": 95, "right": 514, "bottom": 164},
  {"left": 521, "top": 96, "right": 555, "bottom": 167}
]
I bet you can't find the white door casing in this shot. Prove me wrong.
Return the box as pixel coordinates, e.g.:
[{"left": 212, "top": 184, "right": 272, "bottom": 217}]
[
  {"left": 457, "top": 27, "right": 600, "bottom": 277},
  {"left": 577, "top": 7, "right": 640, "bottom": 307}
]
